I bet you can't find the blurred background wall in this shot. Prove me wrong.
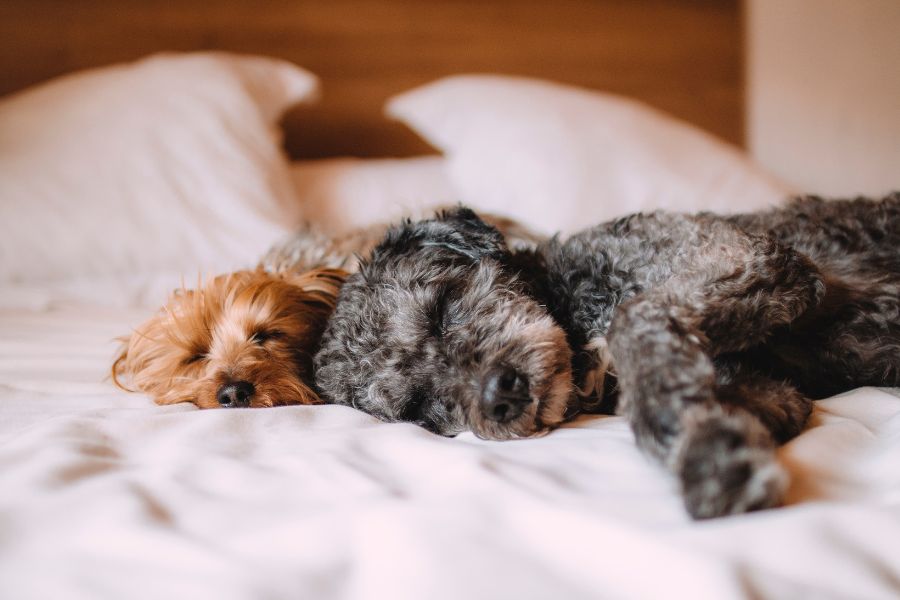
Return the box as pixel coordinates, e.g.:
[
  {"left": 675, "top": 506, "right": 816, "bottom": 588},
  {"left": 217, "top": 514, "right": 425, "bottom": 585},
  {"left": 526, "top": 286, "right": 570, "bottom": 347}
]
[
  {"left": 747, "top": 0, "right": 900, "bottom": 196},
  {"left": 0, "top": 0, "right": 743, "bottom": 159}
]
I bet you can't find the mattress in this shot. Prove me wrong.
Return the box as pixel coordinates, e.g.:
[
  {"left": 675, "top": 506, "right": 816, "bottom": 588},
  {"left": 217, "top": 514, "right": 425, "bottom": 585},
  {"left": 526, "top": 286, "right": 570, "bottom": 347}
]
[{"left": 1, "top": 276, "right": 899, "bottom": 600}]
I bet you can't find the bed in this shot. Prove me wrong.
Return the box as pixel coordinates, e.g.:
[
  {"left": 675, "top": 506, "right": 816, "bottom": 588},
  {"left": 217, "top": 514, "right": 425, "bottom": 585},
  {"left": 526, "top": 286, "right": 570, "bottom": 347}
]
[{"left": 2, "top": 3, "right": 899, "bottom": 599}]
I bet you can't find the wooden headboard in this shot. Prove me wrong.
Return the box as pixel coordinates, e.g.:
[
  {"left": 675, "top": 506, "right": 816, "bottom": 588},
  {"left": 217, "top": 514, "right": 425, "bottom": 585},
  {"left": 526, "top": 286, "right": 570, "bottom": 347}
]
[{"left": 0, "top": 0, "right": 744, "bottom": 159}]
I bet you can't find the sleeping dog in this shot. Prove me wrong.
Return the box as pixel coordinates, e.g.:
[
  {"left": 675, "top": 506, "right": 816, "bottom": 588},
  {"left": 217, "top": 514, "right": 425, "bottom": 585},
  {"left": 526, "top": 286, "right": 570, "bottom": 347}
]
[{"left": 314, "top": 195, "right": 900, "bottom": 518}]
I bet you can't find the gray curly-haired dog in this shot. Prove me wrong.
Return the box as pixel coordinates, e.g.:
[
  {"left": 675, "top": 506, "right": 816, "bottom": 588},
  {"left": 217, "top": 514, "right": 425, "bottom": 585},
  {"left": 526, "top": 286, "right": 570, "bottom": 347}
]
[{"left": 314, "top": 194, "right": 900, "bottom": 518}]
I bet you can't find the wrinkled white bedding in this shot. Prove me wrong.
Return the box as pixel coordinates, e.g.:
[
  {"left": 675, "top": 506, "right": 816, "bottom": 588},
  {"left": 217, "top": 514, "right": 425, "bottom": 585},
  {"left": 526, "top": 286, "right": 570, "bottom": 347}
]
[{"left": 1, "top": 298, "right": 899, "bottom": 600}]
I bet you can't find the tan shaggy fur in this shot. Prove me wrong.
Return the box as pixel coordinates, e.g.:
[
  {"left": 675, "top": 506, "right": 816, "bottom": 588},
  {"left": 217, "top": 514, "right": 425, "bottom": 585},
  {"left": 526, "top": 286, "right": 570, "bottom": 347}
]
[{"left": 112, "top": 268, "right": 345, "bottom": 408}]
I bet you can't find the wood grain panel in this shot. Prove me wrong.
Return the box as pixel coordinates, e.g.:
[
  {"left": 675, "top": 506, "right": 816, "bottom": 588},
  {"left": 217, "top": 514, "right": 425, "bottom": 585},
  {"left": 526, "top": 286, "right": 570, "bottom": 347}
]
[{"left": 0, "top": 0, "right": 744, "bottom": 158}]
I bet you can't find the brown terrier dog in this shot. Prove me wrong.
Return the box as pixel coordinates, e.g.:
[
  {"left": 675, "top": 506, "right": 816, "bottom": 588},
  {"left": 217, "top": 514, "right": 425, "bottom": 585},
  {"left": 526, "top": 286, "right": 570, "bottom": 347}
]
[
  {"left": 111, "top": 222, "right": 383, "bottom": 409},
  {"left": 112, "top": 267, "right": 345, "bottom": 408}
]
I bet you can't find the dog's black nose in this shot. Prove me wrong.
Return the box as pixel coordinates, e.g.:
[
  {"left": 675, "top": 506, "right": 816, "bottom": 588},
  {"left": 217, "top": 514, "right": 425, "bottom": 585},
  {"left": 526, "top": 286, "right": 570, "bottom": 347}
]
[
  {"left": 481, "top": 367, "right": 530, "bottom": 422},
  {"left": 217, "top": 381, "right": 255, "bottom": 408}
]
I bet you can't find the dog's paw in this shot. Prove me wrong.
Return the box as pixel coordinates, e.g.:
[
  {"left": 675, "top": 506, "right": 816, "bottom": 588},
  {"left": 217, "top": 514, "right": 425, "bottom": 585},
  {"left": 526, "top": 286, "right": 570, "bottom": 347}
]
[{"left": 677, "top": 415, "right": 788, "bottom": 519}]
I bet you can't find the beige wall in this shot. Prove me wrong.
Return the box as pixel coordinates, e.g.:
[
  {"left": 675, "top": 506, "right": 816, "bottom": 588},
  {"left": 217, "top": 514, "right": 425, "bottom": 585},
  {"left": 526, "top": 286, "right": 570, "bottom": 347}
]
[{"left": 747, "top": 0, "right": 900, "bottom": 196}]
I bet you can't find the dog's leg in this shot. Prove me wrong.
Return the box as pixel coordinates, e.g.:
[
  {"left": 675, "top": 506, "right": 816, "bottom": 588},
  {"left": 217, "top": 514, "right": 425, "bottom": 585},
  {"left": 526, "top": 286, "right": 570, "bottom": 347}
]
[
  {"left": 716, "top": 362, "right": 814, "bottom": 444},
  {"left": 675, "top": 366, "right": 815, "bottom": 518},
  {"left": 692, "top": 235, "right": 825, "bottom": 355},
  {"left": 608, "top": 297, "right": 789, "bottom": 518},
  {"left": 606, "top": 239, "right": 823, "bottom": 518}
]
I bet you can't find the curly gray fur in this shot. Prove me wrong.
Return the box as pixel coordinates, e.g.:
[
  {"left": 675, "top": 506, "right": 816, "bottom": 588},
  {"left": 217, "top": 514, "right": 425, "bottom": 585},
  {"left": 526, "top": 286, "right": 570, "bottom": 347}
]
[
  {"left": 314, "top": 194, "right": 900, "bottom": 518},
  {"left": 314, "top": 208, "right": 571, "bottom": 439}
]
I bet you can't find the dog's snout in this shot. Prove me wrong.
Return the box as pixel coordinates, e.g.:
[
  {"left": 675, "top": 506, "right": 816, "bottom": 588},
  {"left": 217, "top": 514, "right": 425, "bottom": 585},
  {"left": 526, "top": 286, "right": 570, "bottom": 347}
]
[
  {"left": 481, "top": 367, "right": 530, "bottom": 422},
  {"left": 217, "top": 381, "right": 255, "bottom": 408}
]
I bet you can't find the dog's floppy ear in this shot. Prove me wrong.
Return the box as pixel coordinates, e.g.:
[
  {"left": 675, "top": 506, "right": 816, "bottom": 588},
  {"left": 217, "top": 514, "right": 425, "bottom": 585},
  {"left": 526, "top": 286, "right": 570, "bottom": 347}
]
[
  {"left": 360, "top": 206, "right": 509, "bottom": 281},
  {"left": 426, "top": 206, "right": 508, "bottom": 260},
  {"left": 401, "top": 206, "right": 508, "bottom": 260}
]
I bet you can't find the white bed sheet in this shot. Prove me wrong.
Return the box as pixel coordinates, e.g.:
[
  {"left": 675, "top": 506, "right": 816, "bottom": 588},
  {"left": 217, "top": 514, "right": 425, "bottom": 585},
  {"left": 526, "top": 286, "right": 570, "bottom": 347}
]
[{"left": 1, "top": 296, "right": 899, "bottom": 600}]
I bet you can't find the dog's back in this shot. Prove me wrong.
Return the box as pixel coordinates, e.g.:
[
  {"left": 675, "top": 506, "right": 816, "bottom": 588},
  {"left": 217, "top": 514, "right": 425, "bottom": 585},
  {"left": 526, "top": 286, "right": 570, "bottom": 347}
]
[
  {"left": 727, "top": 193, "right": 900, "bottom": 396},
  {"left": 729, "top": 193, "right": 900, "bottom": 275}
]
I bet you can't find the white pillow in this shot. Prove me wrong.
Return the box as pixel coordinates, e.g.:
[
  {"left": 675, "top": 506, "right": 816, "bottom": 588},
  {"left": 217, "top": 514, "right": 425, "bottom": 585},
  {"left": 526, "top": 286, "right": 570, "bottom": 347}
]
[
  {"left": 0, "top": 52, "right": 317, "bottom": 283},
  {"left": 387, "top": 75, "right": 793, "bottom": 235},
  {"left": 289, "top": 156, "right": 459, "bottom": 233}
]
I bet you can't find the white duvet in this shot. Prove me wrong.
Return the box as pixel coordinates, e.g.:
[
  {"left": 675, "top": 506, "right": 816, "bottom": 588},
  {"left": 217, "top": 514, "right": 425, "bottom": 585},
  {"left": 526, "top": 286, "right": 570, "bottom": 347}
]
[{"left": 1, "top": 297, "right": 899, "bottom": 600}]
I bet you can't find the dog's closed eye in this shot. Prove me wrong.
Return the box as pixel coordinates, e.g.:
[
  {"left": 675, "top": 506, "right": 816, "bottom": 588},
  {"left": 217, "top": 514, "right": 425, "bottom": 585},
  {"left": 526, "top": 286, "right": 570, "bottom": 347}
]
[
  {"left": 182, "top": 352, "right": 206, "bottom": 366},
  {"left": 250, "top": 329, "right": 284, "bottom": 344},
  {"left": 400, "top": 385, "right": 430, "bottom": 421}
]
